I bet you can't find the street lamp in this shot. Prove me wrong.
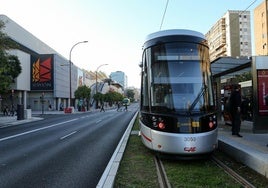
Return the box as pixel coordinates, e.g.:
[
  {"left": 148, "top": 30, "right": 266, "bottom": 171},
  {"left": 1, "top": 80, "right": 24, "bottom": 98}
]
[
  {"left": 68, "top": 40, "right": 88, "bottom": 107},
  {"left": 95, "top": 64, "right": 108, "bottom": 95}
]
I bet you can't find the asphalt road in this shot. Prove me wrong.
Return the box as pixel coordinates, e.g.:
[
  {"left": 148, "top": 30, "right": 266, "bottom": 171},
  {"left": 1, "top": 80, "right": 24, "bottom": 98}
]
[{"left": 0, "top": 104, "right": 138, "bottom": 188}]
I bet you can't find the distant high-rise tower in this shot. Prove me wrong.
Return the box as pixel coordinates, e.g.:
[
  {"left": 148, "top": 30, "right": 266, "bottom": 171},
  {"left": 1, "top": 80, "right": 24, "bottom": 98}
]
[
  {"left": 110, "top": 71, "right": 127, "bottom": 89},
  {"left": 206, "top": 10, "right": 252, "bottom": 61},
  {"left": 254, "top": 0, "right": 268, "bottom": 55}
]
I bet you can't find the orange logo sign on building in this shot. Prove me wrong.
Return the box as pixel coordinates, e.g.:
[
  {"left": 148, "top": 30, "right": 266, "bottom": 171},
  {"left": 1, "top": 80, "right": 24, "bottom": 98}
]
[{"left": 32, "top": 57, "right": 52, "bottom": 82}]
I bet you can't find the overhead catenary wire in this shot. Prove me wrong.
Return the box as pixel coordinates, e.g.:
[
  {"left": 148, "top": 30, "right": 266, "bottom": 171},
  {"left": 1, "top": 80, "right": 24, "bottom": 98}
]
[
  {"left": 239, "top": 0, "right": 258, "bottom": 15},
  {"left": 225, "top": 0, "right": 259, "bottom": 55},
  {"left": 159, "top": 0, "right": 169, "bottom": 30},
  {"left": 228, "top": 0, "right": 258, "bottom": 25}
]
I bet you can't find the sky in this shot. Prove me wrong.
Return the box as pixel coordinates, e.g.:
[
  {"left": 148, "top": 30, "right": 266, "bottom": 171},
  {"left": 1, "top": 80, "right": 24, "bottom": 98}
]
[{"left": 0, "top": 0, "right": 263, "bottom": 88}]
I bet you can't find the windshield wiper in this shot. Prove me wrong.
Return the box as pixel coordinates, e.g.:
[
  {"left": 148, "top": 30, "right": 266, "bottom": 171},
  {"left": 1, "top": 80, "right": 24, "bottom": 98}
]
[{"left": 188, "top": 85, "right": 206, "bottom": 114}]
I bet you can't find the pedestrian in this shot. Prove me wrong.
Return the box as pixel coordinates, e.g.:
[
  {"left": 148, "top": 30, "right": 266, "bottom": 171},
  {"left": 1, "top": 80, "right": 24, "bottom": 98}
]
[
  {"left": 48, "top": 104, "right": 52, "bottom": 111},
  {"left": 60, "top": 103, "right": 64, "bottom": 111},
  {"left": 10, "top": 104, "right": 15, "bottom": 116},
  {"left": 229, "top": 84, "right": 242, "bottom": 137},
  {"left": 117, "top": 102, "right": 121, "bottom": 111},
  {"left": 3, "top": 105, "right": 8, "bottom": 116},
  {"left": 100, "top": 102, "right": 105, "bottom": 112}
]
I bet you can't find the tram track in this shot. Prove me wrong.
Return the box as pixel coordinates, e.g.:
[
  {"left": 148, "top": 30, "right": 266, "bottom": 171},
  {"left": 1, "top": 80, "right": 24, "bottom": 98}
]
[
  {"left": 115, "top": 118, "right": 268, "bottom": 187},
  {"left": 154, "top": 154, "right": 257, "bottom": 188},
  {"left": 154, "top": 155, "right": 171, "bottom": 188},
  {"left": 211, "top": 155, "right": 256, "bottom": 188}
]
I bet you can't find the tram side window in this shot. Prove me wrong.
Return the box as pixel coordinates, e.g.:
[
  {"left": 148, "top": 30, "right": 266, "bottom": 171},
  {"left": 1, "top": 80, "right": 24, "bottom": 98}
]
[{"left": 141, "top": 49, "right": 150, "bottom": 111}]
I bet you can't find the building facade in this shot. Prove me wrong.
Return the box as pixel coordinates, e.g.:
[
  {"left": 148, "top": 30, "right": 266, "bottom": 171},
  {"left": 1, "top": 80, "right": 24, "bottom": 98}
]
[
  {"left": 254, "top": 0, "right": 268, "bottom": 55},
  {"left": 206, "top": 10, "right": 252, "bottom": 61},
  {"left": 109, "top": 71, "right": 127, "bottom": 89},
  {"left": 0, "top": 15, "right": 113, "bottom": 111}
]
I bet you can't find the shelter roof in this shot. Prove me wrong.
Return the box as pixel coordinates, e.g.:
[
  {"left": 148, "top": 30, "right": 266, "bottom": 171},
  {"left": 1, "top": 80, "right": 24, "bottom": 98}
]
[{"left": 211, "top": 56, "right": 251, "bottom": 79}]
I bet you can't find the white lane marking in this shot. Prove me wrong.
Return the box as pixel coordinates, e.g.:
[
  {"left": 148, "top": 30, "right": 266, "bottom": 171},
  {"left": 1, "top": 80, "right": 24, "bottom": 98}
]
[
  {"left": 0, "top": 118, "right": 78, "bottom": 142},
  {"left": 95, "top": 119, "right": 102, "bottom": 124},
  {"left": 60, "top": 131, "right": 77, "bottom": 140}
]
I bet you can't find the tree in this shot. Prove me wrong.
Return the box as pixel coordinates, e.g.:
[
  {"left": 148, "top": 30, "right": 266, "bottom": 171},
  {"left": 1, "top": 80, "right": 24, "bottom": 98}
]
[
  {"left": 74, "top": 85, "right": 91, "bottom": 111},
  {"left": 74, "top": 85, "right": 91, "bottom": 100},
  {"left": 0, "top": 20, "right": 22, "bottom": 94},
  {"left": 93, "top": 92, "right": 104, "bottom": 109},
  {"left": 125, "top": 89, "right": 135, "bottom": 102},
  {"left": 113, "top": 91, "right": 124, "bottom": 102},
  {"left": 234, "top": 72, "right": 252, "bottom": 83},
  {"left": 104, "top": 91, "right": 124, "bottom": 106}
]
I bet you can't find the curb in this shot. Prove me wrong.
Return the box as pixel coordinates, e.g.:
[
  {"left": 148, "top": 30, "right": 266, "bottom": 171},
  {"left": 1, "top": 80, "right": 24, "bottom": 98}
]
[{"left": 97, "top": 111, "right": 138, "bottom": 188}]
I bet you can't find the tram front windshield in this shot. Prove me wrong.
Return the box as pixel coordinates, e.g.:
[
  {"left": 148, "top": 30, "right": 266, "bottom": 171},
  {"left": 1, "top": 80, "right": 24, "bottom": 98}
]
[{"left": 147, "top": 42, "right": 213, "bottom": 113}]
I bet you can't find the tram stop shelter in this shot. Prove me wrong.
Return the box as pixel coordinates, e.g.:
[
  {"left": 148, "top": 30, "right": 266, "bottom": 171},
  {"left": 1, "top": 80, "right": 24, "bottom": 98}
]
[{"left": 211, "top": 56, "right": 268, "bottom": 133}]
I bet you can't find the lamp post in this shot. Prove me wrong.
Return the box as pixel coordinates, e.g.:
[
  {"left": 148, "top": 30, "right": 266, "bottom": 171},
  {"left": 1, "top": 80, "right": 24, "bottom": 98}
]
[
  {"left": 68, "top": 40, "right": 88, "bottom": 107},
  {"left": 95, "top": 64, "right": 108, "bottom": 95}
]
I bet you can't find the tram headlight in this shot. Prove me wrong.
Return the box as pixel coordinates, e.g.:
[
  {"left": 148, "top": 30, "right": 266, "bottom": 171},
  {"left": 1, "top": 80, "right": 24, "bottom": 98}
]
[
  {"left": 157, "top": 117, "right": 166, "bottom": 129},
  {"left": 208, "top": 115, "right": 217, "bottom": 129},
  {"left": 209, "top": 122, "right": 214, "bottom": 128},
  {"left": 151, "top": 116, "right": 166, "bottom": 130},
  {"left": 152, "top": 116, "right": 158, "bottom": 127},
  {"left": 158, "top": 121, "right": 165, "bottom": 129}
]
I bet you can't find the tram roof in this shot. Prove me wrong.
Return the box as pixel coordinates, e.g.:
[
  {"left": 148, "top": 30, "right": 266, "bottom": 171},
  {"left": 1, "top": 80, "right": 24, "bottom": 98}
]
[
  {"left": 211, "top": 56, "right": 252, "bottom": 79},
  {"left": 145, "top": 29, "right": 205, "bottom": 42}
]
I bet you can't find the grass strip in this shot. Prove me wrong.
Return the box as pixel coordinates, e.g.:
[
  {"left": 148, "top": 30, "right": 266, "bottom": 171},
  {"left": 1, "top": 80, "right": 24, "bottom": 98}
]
[
  {"left": 114, "top": 116, "right": 158, "bottom": 187},
  {"left": 163, "top": 158, "right": 241, "bottom": 188},
  {"left": 115, "top": 114, "right": 266, "bottom": 187}
]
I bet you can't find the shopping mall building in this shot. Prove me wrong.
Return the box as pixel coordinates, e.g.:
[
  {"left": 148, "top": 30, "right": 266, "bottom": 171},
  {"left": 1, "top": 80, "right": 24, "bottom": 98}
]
[{"left": 0, "top": 15, "right": 119, "bottom": 111}]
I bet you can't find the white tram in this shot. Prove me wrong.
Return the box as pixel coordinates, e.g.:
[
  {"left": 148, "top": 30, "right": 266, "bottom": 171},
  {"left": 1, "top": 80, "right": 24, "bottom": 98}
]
[{"left": 139, "top": 29, "right": 218, "bottom": 156}]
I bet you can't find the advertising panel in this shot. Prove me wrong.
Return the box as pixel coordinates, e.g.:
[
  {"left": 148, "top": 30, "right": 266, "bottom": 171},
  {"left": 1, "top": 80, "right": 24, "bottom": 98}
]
[
  {"left": 31, "top": 54, "right": 54, "bottom": 90},
  {"left": 257, "top": 69, "right": 268, "bottom": 116},
  {"left": 78, "top": 68, "right": 84, "bottom": 86}
]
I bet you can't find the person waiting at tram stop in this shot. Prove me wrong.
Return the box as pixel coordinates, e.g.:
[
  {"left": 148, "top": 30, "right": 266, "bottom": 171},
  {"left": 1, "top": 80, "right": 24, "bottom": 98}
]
[{"left": 229, "top": 84, "right": 243, "bottom": 137}]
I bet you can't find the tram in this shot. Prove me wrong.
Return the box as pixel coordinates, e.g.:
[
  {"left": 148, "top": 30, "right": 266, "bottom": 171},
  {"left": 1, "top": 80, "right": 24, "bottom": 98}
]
[{"left": 139, "top": 29, "right": 218, "bottom": 156}]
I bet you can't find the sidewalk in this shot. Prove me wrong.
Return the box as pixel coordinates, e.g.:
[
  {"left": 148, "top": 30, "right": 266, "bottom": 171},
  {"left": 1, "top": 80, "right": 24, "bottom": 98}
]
[
  {"left": 0, "top": 110, "right": 82, "bottom": 128},
  {"left": 218, "top": 120, "right": 268, "bottom": 178},
  {"left": 0, "top": 107, "right": 113, "bottom": 128}
]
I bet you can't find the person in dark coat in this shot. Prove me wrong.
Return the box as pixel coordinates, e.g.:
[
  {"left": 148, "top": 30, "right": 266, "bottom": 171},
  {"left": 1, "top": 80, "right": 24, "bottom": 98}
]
[
  {"left": 100, "top": 102, "right": 105, "bottom": 112},
  {"left": 117, "top": 102, "right": 121, "bottom": 111},
  {"left": 229, "top": 84, "right": 242, "bottom": 137}
]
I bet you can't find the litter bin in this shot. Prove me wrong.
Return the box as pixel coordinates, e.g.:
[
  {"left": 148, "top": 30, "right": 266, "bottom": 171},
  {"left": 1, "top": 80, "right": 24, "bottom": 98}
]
[{"left": 17, "top": 104, "right": 24, "bottom": 120}]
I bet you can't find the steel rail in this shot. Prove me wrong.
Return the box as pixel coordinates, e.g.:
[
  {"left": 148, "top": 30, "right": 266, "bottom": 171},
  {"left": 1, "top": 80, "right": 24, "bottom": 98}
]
[
  {"left": 154, "top": 155, "right": 172, "bottom": 188},
  {"left": 211, "top": 155, "right": 256, "bottom": 188}
]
